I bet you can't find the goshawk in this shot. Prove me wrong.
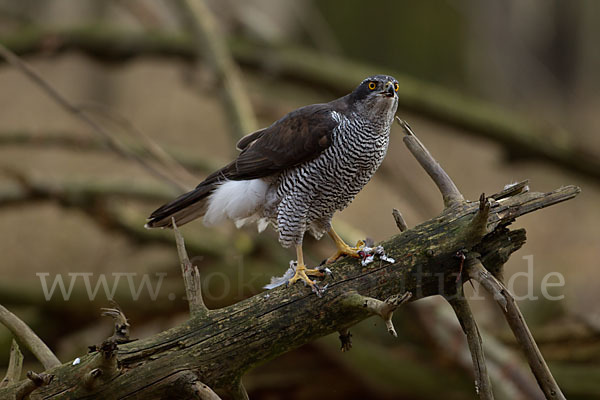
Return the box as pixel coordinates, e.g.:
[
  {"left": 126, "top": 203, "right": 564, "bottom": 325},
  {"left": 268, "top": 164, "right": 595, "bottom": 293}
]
[{"left": 146, "top": 75, "right": 399, "bottom": 293}]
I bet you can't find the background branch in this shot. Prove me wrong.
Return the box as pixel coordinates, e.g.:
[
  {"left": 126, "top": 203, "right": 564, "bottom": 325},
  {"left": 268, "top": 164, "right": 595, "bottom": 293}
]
[
  {"left": 0, "top": 305, "right": 60, "bottom": 369},
  {"left": 468, "top": 258, "right": 567, "bottom": 400},
  {"left": 1, "top": 25, "right": 597, "bottom": 180},
  {"left": 447, "top": 293, "right": 494, "bottom": 399},
  {"left": 0, "top": 42, "right": 189, "bottom": 192},
  {"left": 0, "top": 340, "right": 23, "bottom": 388},
  {"left": 172, "top": 0, "right": 257, "bottom": 141}
]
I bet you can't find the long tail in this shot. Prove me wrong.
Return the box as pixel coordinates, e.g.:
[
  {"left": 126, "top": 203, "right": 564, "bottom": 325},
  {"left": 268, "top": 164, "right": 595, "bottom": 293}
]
[{"left": 145, "top": 181, "right": 216, "bottom": 228}]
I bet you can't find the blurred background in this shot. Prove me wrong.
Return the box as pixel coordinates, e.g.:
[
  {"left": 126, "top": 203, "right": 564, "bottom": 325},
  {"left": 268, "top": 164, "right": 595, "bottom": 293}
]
[{"left": 0, "top": 0, "right": 599, "bottom": 399}]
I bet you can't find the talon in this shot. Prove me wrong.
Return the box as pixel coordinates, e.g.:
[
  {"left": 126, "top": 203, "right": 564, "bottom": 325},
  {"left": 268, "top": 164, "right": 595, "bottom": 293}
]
[
  {"left": 326, "top": 228, "right": 366, "bottom": 264},
  {"left": 288, "top": 264, "right": 324, "bottom": 295},
  {"left": 325, "top": 243, "right": 363, "bottom": 264}
]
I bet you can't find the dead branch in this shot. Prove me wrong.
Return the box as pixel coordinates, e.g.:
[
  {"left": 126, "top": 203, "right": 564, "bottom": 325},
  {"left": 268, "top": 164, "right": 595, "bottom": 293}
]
[
  {"left": 173, "top": 219, "right": 209, "bottom": 317},
  {"left": 398, "top": 118, "right": 464, "bottom": 208},
  {"left": 414, "top": 299, "right": 546, "bottom": 400},
  {"left": 0, "top": 305, "right": 60, "bottom": 369},
  {"left": 100, "top": 303, "right": 131, "bottom": 344},
  {"left": 0, "top": 122, "right": 580, "bottom": 399},
  {"left": 342, "top": 291, "right": 412, "bottom": 337},
  {"left": 14, "top": 371, "right": 54, "bottom": 400},
  {"left": 0, "top": 340, "right": 23, "bottom": 388},
  {"left": 467, "top": 258, "right": 567, "bottom": 400},
  {"left": 447, "top": 292, "right": 494, "bottom": 399},
  {"left": 392, "top": 208, "right": 408, "bottom": 232},
  {"left": 0, "top": 180, "right": 578, "bottom": 399}
]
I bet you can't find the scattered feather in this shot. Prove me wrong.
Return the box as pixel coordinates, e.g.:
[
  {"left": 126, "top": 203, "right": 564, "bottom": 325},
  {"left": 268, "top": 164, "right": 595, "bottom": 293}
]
[{"left": 263, "top": 261, "right": 297, "bottom": 290}]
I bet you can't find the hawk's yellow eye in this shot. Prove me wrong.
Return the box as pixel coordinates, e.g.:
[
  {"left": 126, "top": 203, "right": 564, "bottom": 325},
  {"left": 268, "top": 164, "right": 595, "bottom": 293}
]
[
  {"left": 368, "top": 82, "right": 376, "bottom": 90},
  {"left": 394, "top": 82, "right": 399, "bottom": 92}
]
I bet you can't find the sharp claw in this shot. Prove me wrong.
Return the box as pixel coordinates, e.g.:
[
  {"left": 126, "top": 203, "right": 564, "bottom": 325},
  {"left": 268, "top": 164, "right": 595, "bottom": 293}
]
[
  {"left": 312, "top": 284, "right": 322, "bottom": 297},
  {"left": 311, "top": 283, "right": 328, "bottom": 298}
]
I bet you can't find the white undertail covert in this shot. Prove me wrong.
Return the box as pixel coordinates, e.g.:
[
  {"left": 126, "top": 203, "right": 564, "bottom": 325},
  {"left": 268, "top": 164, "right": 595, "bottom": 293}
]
[{"left": 203, "top": 179, "right": 269, "bottom": 227}]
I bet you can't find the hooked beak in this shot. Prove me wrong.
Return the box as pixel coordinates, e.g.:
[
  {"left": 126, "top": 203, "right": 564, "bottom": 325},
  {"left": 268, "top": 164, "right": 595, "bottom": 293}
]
[{"left": 381, "top": 81, "right": 395, "bottom": 98}]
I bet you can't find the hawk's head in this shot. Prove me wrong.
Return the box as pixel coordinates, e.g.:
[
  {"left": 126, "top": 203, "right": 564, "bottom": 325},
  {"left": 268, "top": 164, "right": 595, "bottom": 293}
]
[{"left": 350, "top": 75, "right": 399, "bottom": 126}]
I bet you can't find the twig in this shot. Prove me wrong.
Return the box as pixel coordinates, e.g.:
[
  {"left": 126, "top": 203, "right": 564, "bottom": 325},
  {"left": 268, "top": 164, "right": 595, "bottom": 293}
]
[
  {"left": 466, "top": 193, "right": 492, "bottom": 240},
  {"left": 397, "top": 117, "right": 465, "bottom": 208},
  {"left": 0, "top": 42, "right": 188, "bottom": 192},
  {"left": 467, "top": 258, "right": 508, "bottom": 310},
  {"left": 0, "top": 129, "right": 223, "bottom": 174},
  {"left": 227, "top": 380, "right": 249, "bottom": 400},
  {"left": 392, "top": 208, "right": 408, "bottom": 232},
  {"left": 78, "top": 102, "right": 199, "bottom": 186},
  {"left": 343, "top": 291, "right": 412, "bottom": 337},
  {"left": 0, "top": 174, "right": 227, "bottom": 257},
  {"left": 0, "top": 305, "right": 60, "bottom": 369},
  {"left": 491, "top": 180, "right": 530, "bottom": 200},
  {"left": 338, "top": 328, "right": 353, "bottom": 352},
  {"left": 447, "top": 293, "right": 494, "bottom": 399},
  {"left": 14, "top": 371, "right": 54, "bottom": 400},
  {"left": 173, "top": 219, "right": 209, "bottom": 317},
  {"left": 100, "top": 302, "right": 131, "bottom": 344},
  {"left": 172, "top": 0, "right": 257, "bottom": 141},
  {"left": 0, "top": 340, "right": 23, "bottom": 388},
  {"left": 467, "top": 259, "right": 566, "bottom": 400}
]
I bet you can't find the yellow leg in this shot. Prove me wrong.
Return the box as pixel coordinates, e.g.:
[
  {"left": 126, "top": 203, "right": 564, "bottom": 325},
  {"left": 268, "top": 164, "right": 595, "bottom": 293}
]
[
  {"left": 288, "top": 245, "right": 325, "bottom": 291},
  {"left": 326, "top": 227, "right": 364, "bottom": 264}
]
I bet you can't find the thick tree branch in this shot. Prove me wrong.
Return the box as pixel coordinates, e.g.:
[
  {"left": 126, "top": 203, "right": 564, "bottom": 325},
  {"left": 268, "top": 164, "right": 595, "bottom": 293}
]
[
  {"left": 0, "top": 180, "right": 578, "bottom": 399},
  {"left": 0, "top": 305, "right": 60, "bottom": 370},
  {"left": 0, "top": 122, "right": 580, "bottom": 399}
]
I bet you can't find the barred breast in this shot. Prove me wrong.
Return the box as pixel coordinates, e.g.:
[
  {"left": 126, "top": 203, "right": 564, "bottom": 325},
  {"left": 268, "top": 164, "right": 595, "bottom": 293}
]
[{"left": 269, "top": 111, "right": 391, "bottom": 247}]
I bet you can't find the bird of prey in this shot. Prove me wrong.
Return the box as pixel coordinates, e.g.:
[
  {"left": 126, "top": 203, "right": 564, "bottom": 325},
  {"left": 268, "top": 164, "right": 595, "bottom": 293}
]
[{"left": 146, "top": 75, "right": 399, "bottom": 293}]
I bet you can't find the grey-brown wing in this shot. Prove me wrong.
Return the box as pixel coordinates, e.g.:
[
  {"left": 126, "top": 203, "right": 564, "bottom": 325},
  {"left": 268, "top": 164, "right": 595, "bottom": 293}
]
[{"left": 216, "top": 104, "right": 339, "bottom": 181}]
